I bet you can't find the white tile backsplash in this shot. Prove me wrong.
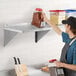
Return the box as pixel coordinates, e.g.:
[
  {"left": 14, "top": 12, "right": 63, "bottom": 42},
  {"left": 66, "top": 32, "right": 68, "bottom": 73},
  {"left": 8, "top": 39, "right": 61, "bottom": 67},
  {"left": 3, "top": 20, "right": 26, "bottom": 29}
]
[{"left": 0, "top": 0, "right": 74, "bottom": 71}]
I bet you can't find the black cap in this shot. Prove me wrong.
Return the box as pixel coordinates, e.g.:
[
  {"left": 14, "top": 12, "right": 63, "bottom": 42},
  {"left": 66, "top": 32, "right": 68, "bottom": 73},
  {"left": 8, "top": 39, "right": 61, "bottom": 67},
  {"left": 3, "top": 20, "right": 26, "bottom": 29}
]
[{"left": 62, "top": 16, "right": 76, "bottom": 29}]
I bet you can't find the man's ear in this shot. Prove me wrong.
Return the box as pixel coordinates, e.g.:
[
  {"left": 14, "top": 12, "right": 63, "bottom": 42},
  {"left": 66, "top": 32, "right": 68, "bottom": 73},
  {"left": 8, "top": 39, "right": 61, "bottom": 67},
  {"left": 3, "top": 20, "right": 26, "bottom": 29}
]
[{"left": 67, "top": 24, "right": 71, "bottom": 29}]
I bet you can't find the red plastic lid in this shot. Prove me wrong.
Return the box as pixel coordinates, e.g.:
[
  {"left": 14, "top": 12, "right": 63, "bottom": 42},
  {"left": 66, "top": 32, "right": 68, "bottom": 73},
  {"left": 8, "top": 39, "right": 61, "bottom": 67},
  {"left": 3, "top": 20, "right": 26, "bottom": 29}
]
[
  {"left": 35, "top": 8, "right": 43, "bottom": 11},
  {"left": 49, "top": 10, "right": 65, "bottom": 12},
  {"left": 49, "top": 59, "right": 57, "bottom": 63}
]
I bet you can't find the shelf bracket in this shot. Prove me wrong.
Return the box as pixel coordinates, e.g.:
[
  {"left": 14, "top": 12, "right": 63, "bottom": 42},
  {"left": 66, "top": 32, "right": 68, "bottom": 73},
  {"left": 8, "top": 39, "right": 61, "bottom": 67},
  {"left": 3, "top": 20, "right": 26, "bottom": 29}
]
[
  {"left": 4, "top": 30, "right": 18, "bottom": 46},
  {"left": 4, "top": 29, "right": 50, "bottom": 46},
  {"left": 35, "top": 30, "right": 50, "bottom": 42}
]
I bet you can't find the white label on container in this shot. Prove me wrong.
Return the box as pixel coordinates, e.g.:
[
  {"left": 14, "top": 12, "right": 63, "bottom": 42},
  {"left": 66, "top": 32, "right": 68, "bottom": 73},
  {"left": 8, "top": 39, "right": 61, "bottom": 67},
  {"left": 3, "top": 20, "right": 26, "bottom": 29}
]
[
  {"left": 41, "top": 22, "right": 45, "bottom": 27},
  {"left": 57, "top": 68, "right": 64, "bottom": 74},
  {"left": 48, "top": 63, "right": 56, "bottom": 67}
]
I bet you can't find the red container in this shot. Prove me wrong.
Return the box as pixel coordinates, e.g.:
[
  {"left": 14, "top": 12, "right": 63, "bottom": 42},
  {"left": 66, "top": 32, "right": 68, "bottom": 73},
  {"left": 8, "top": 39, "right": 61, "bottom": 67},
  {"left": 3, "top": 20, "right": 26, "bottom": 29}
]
[{"left": 32, "top": 8, "right": 45, "bottom": 28}]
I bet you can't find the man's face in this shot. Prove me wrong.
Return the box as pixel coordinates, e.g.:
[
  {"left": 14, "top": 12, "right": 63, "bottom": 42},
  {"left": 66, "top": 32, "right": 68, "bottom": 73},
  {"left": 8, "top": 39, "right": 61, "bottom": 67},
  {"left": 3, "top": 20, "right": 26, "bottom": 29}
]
[{"left": 65, "top": 24, "right": 70, "bottom": 33}]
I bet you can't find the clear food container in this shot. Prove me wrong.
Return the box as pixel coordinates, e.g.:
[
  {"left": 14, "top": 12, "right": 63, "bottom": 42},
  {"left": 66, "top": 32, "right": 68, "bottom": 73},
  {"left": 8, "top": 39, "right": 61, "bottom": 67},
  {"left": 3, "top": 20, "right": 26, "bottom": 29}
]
[
  {"left": 49, "top": 10, "right": 66, "bottom": 25},
  {"left": 65, "top": 9, "right": 76, "bottom": 18}
]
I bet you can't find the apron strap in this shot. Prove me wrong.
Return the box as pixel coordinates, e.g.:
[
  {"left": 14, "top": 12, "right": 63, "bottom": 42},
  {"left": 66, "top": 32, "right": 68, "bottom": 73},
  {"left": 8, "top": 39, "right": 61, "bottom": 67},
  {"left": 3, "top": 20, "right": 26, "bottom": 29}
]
[{"left": 69, "top": 37, "right": 76, "bottom": 46}]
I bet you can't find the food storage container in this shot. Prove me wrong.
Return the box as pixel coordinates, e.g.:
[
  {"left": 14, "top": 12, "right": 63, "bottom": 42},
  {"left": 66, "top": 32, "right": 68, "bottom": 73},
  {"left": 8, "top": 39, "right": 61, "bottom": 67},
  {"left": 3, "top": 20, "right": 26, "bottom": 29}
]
[
  {"left": 32, "top": 8, "right": 45, "bottom": 28},
  {"left": 49, "top": 10, "right": 66, "bottom": 25}
]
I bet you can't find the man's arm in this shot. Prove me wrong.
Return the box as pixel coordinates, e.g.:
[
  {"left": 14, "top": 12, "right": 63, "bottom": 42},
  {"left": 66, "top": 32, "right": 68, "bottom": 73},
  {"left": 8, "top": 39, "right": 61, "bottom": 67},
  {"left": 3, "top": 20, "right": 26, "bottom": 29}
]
[
  {"left": 54, "top": 61, "right": 76, "bottom": 71},
  {"left": 46, "top": 19, "right": 62, "bottom": 35},
  {"left": 43, "top": 13, "right": 62, "bottom": 35},
  {"left": 63, "top": 63, "right": 76, "bottom": 70}
]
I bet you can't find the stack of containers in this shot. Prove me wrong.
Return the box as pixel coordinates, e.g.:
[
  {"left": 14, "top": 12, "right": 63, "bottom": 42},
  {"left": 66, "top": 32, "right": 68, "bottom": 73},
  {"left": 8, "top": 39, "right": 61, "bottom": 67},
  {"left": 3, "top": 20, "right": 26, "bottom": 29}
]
[
  {"left": 49, "top": 10, "right": 66, "bottom": 25},
  {"left": 65, "top": 9, "right": 76, "bottom": 18}
]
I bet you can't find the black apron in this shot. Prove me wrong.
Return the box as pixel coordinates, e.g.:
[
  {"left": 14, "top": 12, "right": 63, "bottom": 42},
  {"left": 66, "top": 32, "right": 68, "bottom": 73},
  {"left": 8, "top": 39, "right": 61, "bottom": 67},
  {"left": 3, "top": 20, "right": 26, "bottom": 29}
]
[{"left": 60, "top": 37, "right": 76, "bottom": 76}]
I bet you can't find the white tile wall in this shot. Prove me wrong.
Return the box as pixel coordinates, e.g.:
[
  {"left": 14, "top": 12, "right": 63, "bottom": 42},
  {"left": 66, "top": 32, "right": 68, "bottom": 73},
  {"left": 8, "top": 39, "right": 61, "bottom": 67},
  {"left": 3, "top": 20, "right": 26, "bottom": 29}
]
[{"left": 0, "top": 0, "right": 75, "bottom": 72}]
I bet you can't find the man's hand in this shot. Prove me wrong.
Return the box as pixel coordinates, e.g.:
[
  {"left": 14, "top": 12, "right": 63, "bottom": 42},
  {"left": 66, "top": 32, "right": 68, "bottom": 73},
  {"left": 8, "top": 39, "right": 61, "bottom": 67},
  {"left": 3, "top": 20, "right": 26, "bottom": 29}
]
[
  {"left": 42, "top": 12, "right": 49, "bottom": 23},
  {"left": 54, "top": 61, "right": 64, "bottom": 68},
  {"left": 42, "top": 12, "right": 62, "bottom": 35},
  {"left": 41, "top": 66, "right": 49, "bottom": 72}
]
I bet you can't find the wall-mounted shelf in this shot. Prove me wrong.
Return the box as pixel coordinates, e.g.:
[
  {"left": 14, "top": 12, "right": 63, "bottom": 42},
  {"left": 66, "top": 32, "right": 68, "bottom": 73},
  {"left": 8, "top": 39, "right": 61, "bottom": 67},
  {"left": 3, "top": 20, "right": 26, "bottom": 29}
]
[{"left": 4, "top": 23, "right": 51, "bottom": 46}]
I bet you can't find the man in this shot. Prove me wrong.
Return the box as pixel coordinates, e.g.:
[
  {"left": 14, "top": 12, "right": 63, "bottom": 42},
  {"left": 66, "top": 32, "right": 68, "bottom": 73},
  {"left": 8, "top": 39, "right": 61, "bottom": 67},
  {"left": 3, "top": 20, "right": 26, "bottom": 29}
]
[{"left": 41, "top": 13, "right": 76, "bottom": 76}]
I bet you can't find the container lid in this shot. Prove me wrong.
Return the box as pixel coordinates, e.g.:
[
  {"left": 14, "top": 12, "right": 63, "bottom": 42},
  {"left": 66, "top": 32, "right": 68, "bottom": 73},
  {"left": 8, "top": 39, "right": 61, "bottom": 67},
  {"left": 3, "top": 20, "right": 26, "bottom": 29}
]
[
  {"left": 49, "top": 10, "right": 65, "bottom": 12},
  {"left": 49, "top": 59, "right": 57, "bottom": 63},
  {"left": 35, "top": 8, "right": 43, "bottom": 11},
  {"left": 65, "top": 9, "right": 76, "bottom": 13}
]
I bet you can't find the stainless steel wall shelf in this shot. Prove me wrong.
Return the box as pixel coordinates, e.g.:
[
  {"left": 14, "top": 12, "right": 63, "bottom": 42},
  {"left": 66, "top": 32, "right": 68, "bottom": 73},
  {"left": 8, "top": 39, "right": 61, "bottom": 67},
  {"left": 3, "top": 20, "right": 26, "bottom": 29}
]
[{"left": 3, "top": 23, "right": 51, "bottom": 46}]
